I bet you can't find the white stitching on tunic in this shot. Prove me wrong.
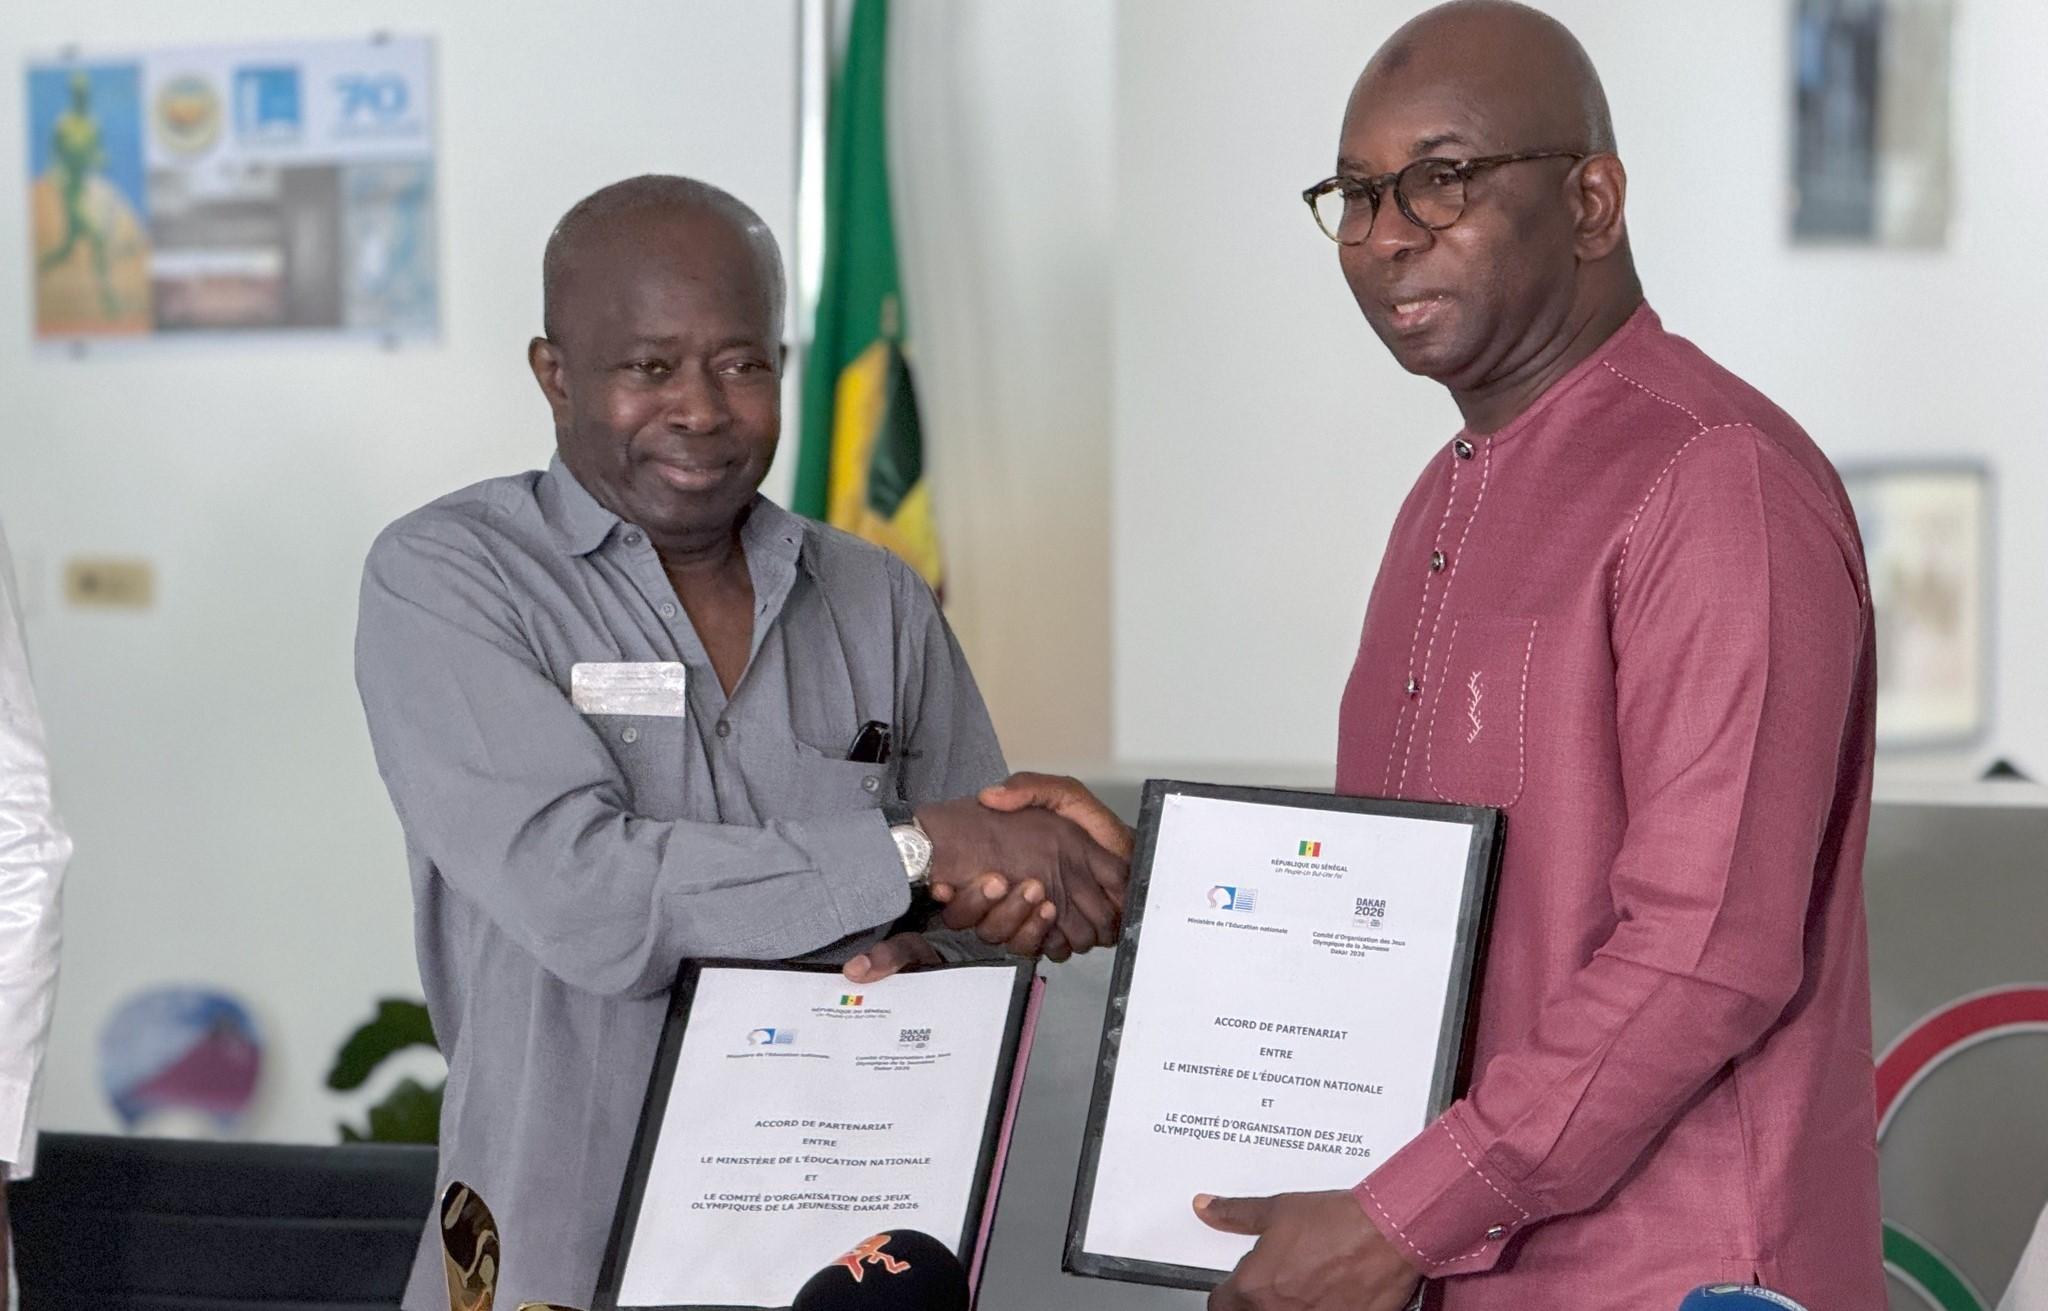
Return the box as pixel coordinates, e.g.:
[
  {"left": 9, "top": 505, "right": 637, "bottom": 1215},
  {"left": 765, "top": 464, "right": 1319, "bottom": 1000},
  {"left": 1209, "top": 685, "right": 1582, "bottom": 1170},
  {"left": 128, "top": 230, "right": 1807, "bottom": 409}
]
[
  {"left": 1609, "top": 422, "right": 1757, "bottom": 611},
  {"left": 1513, "top": 620, "right": 1536, "bottom": 801},
  {"left": 1397, "top": 437, "right": 1491, "bottom": 796},
  {"left": 1385, "top": 451, "right": 1464, "bottom": 796},
  {"left": 1606, "top": 358, "right": 1718, "bottom": 612},
  {"left": 1357, "top": 1179, "right": 1428, "bottom": 1263},
  {"left": 1607, "top": 362, "right": 1859, "bottom": 556},
  {"left": 1422, "top": 618, "right": 1462, "bottom": 798},
  {"left": 1602, "top": 362, "right": 1831, "bottom": 617},
  {"left": 1603, "top": 359, "right": 1705, "bottom": 427},
  {"left": 1611, "top": 432, "right": 1701, "bottom": 610},
  {"left": 1464, "top": 669, "right": 1485, "bottom": 744},
  {"left": 1423, "top": 616, "right": 1534, "bottom": 807},
  {"left": 1446, "top": 1121, "right": 1533, "bottom": 1221},
  {"left": 1358, "top": 1177, "right": 1488, "bottom": 1269}
]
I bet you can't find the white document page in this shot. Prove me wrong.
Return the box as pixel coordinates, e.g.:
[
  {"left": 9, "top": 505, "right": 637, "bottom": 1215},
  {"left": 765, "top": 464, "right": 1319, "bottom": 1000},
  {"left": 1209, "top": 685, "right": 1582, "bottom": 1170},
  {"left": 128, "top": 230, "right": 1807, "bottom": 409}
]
[
  {"left": 617, "top": 965, "right": 1018, "bottom": 1307},
  {"left": 1082, "top": 794, "right": 1476, "bottom": 1273}
]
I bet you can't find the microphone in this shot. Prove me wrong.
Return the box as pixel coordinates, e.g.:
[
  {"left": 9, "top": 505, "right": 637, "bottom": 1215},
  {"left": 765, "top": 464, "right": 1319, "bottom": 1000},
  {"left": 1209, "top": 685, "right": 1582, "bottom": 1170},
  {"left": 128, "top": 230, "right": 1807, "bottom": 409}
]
[
  {"left": 440, "top": 1182, "right": 501, "bottom": 1311},
  {"left": 791, "top": 1230, "right": 970, "bottom": 1311},
  {"left": 1677, "top": 1287, "right": 1809, "bottom": 1310},
  {"left": 438, "top": 1180, "right": 585, "bottom": 1311}
]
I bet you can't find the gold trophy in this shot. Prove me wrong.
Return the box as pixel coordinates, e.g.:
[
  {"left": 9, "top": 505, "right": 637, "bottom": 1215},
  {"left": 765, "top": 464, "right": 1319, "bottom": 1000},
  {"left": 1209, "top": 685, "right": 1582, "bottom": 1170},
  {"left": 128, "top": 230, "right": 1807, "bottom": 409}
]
[{"left": 440, "top": 1179, "right": 584, "bottom": 1311}]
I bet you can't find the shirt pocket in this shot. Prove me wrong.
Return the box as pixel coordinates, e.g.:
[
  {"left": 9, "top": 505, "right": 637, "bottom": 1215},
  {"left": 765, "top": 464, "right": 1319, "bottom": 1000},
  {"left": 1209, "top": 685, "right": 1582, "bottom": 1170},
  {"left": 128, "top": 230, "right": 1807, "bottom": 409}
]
[
  {"left": 788, "top": 739, "right": 897, "bottom": 816},
  {"left": 588, "top": 714, "right": 690, "bottom": 820},
  {"left": 1425, "top": 614, "right": 1537, "bottom": 809}
]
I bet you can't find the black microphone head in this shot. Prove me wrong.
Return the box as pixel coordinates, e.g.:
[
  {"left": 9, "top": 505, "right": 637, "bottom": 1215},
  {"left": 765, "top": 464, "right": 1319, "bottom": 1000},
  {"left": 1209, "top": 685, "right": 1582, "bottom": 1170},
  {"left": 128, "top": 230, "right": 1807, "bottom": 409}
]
[{"left": 791, "top": 1230, "right": 969, "bottom": 1311}]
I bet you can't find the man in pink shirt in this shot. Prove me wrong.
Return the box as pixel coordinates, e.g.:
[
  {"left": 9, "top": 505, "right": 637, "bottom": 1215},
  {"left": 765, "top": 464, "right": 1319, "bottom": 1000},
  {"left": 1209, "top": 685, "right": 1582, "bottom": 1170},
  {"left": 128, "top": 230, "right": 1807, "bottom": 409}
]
[{"left": 985, "top": 2, "right": 1883, "bottom": 1306}]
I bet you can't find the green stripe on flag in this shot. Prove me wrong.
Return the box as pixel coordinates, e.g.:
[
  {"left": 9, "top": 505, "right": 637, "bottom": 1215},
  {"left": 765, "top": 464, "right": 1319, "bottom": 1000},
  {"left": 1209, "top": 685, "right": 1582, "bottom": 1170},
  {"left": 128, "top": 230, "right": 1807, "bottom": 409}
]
[{"left": 795, "top": 0, "right": 902, "bottom": 519}]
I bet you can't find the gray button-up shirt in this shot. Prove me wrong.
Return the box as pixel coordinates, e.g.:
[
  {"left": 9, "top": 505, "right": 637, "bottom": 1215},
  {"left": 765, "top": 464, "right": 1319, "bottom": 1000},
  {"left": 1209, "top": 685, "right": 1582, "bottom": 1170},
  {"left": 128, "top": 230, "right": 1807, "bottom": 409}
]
[{"left": 354, "top": 457, "right": 1005, "bottom": 1307}]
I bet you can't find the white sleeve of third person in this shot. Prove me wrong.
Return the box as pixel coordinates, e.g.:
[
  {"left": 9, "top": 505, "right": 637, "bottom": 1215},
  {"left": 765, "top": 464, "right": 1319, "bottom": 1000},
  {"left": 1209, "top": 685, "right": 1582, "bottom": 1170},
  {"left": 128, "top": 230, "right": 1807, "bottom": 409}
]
[
  {"left": 2002, "top": 1198, "right": 2048, "bottom": 1311},
  {"left": 0, "top": 523, "right": 68, "bottom": 1178}
]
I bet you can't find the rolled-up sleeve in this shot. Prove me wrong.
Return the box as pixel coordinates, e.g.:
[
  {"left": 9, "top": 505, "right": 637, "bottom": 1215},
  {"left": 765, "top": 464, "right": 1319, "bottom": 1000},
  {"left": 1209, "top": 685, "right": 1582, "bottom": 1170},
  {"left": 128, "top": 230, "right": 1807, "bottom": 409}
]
[
  {"left": 0, "top": 525, "right": 68, "bottom": 1176},
  {"left": 355, "top": 525, "right": 909, "bottom": 1001},
  {"left": 1357, "top": 430, "right": 1867, "bottom": 1273}
]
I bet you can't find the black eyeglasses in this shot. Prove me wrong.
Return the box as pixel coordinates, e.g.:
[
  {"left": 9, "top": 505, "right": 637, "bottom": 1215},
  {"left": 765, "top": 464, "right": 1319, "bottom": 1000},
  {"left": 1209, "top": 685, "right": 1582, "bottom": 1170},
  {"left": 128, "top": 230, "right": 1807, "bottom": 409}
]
[{"left": 1302, "top": 150, "right": 1585, "bottom": 244}]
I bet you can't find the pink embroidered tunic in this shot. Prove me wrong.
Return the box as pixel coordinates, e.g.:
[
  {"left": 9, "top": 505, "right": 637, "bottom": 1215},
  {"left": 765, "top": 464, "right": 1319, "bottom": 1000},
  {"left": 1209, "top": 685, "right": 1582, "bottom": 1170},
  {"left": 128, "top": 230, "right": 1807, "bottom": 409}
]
[{"left": 1338, "top": 305, "right": 1884, "bottom": 1309}]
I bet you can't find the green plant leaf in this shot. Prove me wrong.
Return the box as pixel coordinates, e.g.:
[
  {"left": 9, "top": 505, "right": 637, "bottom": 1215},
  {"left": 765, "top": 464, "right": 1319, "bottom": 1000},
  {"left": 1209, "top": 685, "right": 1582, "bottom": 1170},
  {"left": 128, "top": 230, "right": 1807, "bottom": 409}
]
[
  {"left": 342, "top": 1076, "right": 444, "bottom": 1145},
  {"left": 327, "top": 998, "right": 438, "bottom": 1091}
]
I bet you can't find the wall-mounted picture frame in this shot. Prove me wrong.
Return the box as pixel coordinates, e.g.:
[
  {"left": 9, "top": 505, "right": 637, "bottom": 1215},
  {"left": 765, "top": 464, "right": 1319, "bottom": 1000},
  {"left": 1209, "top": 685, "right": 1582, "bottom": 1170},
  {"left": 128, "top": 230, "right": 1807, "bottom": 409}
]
[
  {"left": 1791, "top": 0, "right": 1954, "bottom": 247},
  {"left": 1839, "top": 461, "right": 1991, "bottom": 749}
]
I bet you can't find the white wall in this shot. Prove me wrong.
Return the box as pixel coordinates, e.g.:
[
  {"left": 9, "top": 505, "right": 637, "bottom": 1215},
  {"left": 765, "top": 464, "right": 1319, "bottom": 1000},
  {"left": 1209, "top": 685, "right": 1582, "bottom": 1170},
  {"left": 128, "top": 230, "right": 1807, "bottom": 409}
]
[
  {"left": 1111, "top": 0, "right": 2048, "bottom": 779},
  {"left": 891, "top": 0, "right": 1117, "bottom": 769},
  {"left": 0, "top": 0, "right": 801, "bottom": 1142}
]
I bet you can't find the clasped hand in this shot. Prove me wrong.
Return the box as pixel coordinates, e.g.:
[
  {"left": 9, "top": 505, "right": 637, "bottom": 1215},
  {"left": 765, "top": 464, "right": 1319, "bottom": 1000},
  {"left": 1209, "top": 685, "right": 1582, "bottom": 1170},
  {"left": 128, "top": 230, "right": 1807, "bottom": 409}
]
[{"left": 844, "top": 773, "right": 1133, "bottom": 982}]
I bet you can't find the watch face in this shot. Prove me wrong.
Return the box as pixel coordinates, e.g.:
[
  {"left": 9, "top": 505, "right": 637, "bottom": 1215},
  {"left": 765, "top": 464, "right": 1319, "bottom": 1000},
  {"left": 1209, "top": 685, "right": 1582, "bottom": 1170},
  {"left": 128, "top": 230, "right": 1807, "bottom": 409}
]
[{"left": 892, "top": 825, "right": 934, "bottom": 882}]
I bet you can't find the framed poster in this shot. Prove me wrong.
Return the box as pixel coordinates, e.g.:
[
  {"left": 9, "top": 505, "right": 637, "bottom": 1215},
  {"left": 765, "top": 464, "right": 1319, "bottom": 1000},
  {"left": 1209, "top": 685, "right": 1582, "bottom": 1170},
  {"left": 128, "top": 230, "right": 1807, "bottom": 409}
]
[
  {"left": 26, "top": 35, "right": 437, "bottom": 344},
  {"left": 1791, "top": 0, "right": 1953, "bottom": 246},
  {"left": 1841, "top": 461, "right": 1991, "bottom": 748}
]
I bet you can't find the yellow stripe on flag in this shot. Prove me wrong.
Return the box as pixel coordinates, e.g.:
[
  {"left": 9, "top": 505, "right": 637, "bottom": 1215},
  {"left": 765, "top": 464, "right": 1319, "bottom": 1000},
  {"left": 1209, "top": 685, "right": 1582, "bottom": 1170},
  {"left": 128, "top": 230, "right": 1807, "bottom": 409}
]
[{"left": 826, "top": 339, "right": 942, "bottom": 589}]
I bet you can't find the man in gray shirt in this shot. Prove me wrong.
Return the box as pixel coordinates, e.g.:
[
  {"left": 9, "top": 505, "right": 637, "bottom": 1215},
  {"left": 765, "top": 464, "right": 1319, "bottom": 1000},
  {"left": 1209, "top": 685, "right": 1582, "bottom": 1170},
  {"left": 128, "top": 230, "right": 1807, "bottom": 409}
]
[{"left": 356, "top": 175, "right": 1122, "bottom": 1307}]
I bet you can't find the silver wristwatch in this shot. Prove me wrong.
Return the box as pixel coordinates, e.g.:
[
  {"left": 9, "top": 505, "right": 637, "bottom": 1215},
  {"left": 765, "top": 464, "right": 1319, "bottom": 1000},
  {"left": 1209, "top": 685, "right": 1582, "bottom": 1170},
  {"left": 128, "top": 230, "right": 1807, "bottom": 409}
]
[{"left": 882, "top": 801, "right": 933, "bottom": 889}]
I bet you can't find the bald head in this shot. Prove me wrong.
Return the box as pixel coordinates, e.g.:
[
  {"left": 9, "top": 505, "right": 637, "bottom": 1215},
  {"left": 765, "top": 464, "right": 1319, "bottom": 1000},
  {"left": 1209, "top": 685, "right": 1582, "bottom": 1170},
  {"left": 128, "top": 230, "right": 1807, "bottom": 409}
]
[
  {"left": 541, "top": 174, "right": 785, "bottom": 345},
  {"left": 1360, "top": 0, "right": 1615, "bottom": 156},
  {"left": 1331, "top": 2, "right": 1640, "bottom": 423},
  {"left": 527, "top": 175, "right": 789, "bottom": 552}
]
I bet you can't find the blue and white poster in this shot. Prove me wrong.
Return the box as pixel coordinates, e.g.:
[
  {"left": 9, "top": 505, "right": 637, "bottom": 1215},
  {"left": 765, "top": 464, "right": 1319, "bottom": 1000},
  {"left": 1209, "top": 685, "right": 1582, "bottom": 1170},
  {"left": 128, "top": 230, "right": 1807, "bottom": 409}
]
[{"left": 25, "top": 35, "right": 437, "bottom": 342}]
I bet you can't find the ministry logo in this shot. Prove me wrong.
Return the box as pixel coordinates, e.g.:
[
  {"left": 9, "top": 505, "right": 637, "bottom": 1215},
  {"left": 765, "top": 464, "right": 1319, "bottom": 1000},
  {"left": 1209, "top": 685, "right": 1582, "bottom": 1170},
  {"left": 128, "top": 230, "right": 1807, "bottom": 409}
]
[
  {"left": 745, "top": 1027, "right": 796, "bottom": 1047},
  {"left": 1208, "top": 885, "right": 1258, "bottom": 913}
]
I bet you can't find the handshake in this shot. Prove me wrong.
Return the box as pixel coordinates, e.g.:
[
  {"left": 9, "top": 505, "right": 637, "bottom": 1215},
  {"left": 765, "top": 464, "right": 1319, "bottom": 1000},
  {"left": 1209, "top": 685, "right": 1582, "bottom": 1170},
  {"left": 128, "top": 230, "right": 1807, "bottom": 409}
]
[{"left": 844, "top": 772, "right": 1135, "bottom": 985}]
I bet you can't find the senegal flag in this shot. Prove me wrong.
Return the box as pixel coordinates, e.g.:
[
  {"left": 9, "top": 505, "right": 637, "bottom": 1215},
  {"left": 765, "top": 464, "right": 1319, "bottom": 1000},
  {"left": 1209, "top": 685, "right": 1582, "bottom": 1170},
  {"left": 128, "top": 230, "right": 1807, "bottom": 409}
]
[{"left": 794, "top": 0, "right": 941, "bottom": 590}]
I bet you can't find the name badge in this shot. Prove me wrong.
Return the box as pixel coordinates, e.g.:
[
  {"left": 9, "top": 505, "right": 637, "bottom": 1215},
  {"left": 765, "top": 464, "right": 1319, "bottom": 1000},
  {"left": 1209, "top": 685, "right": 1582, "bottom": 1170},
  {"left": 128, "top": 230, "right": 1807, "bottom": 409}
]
[{"left": 571, "top": 662, "right": 688, "bottom": 717}]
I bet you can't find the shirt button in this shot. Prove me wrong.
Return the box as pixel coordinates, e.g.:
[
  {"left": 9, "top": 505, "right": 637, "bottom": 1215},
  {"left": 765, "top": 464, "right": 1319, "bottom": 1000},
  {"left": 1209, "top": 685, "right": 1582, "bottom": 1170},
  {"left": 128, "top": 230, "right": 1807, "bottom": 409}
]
[
  {"left": 659, "top": 601, "right": 678, "bottom": 619},
  {"left": 623, "top": 531, "right": 643, "bottom": 547},
  {"left": 1453, "top": 438, "right": 1475, "bottom": 460},
  {"left": 715, "top": 720, "right": 731, "bottom": 739},
  {"left": 1485, "top": 1224, "right": 1507, "bottom": 1241},
  {"left": 1429, "top": 550, "right": 1446, "bottom": 572},
  {"left": 862, "top": 775, "right": 881, "bottom": 794},
  {"left": 1405, "top": 677, "right": 1421, "bottom": 697},
  {"left": 620, "top": 726, "right": 639, "bottom": 744}
]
